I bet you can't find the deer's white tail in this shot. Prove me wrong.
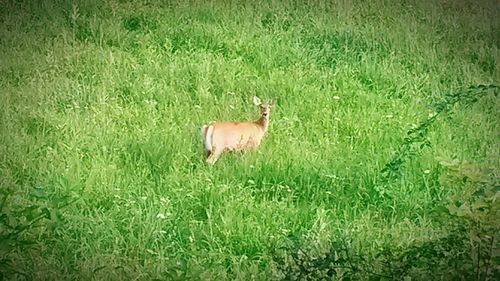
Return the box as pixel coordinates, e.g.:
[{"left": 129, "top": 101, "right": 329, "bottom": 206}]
[{"left": 201, "top": 124, "right": 214, "bottom": 152}]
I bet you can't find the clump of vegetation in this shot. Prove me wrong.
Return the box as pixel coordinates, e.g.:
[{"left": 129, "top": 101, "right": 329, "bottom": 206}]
[{"left": 272, "top": 160, "right": 499, "bottom": 280}]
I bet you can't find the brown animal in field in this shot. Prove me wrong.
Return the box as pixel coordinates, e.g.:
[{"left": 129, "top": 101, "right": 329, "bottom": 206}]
[{"left": 200, "top": 96, "right": 275, "bottom": 164}]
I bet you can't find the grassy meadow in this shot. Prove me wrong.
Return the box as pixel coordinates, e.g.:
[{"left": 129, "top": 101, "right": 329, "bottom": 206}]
[{"left": 1, "top": 0, "right": 499, "bottom": 279}]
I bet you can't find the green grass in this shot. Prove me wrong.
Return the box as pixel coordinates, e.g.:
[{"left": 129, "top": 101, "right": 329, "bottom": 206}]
[{"left": 1, "top": 0, "right": 499, "bottom": 280}]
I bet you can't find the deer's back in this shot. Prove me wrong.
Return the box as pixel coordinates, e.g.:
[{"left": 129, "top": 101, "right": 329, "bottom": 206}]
[{"left": 211, "top": 121, "right": 264, "bottom": 150}]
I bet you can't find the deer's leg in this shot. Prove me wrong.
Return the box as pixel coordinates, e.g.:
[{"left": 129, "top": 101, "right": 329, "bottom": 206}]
[
  {"left": 206, "top": 147, "right": 223, "bottom": 165},
  {"left": 205, "top": 148, "right": 212, "bottom": 158}
]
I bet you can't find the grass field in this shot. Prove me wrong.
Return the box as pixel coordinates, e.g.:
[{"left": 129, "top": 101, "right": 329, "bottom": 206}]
[{"left": 1, "top": 0, "right": 499, "bottom": 280}]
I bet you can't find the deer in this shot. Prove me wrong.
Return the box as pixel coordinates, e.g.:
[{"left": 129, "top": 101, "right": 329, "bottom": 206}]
[{"left": 200, "top": 96, "right": 276, "bottom": 164}]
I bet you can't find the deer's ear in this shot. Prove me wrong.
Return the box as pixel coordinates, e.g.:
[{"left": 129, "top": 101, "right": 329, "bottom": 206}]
[
  {"left": 253, "top": 96, "right": 262, "bottom": 106},
  {"left": 269, "top": 98, "right": 276, "bottom": 106}
]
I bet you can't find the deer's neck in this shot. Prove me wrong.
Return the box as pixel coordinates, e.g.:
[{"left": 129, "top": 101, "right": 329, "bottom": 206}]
[{"left": 255, "top": 114, "right": 269, "bottom": 132}]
